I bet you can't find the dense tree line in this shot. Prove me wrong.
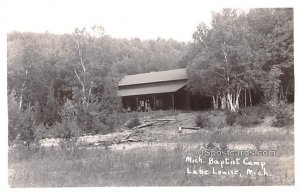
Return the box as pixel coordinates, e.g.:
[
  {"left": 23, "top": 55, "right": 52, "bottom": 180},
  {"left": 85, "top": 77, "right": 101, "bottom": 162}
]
[
  {"left": 7, "top": 26, "right": 187, "bottom": 145},
  {"left": 7, "top": 8, "right": 294, "bottom": 146},
  {"left": 187, "top": 8, "right": 293, "bottom": 112}
]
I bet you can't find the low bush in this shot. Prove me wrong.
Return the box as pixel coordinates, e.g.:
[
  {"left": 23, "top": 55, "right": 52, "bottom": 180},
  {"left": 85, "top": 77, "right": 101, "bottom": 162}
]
[
  {"left": 237, "top": 114, "right": 262, "bottom": 127},
  {"left": 226, "top": 113, "right": 237, "bottom": 126},
  {"left": 272, "top": 110, "right": 293, "bottom": 127},
  {"left": 125, "top": 117, "right": 141, "bottom": 129},
  {"left": 257, "top": 106, "right": 267, "bottom": 119},
  {"left": 8, "top": 90, "right": 36, "bottom": 147},
  {"left": 218, "top": 132, "right": 230, "bottom": 150},
  {"left": 252, "top": 140, "right": 263, "bottom": 151},
  {"left": 195, "top": 114, "right": 210, "bottom": 128},
  {"left": 206, "top": 129, "right": 230, "bottom": 150}
]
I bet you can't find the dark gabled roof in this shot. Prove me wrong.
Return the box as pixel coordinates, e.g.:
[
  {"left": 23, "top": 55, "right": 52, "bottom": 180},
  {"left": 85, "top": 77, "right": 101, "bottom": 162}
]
[
  {"left": 118, "top": 80, "right": 187, "bottom": 97},
  {"left": 118, "top": 68, "right": 187, "bottom": 86}
]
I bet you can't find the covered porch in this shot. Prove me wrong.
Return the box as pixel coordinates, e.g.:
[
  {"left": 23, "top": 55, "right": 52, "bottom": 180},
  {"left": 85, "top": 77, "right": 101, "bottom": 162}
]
[{"left": 118, "top": 80, "right": 190, "bottom": 111}]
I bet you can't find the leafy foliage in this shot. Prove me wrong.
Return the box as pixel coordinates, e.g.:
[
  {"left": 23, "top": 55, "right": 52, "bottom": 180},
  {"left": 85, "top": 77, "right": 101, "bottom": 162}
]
[
  {"left": 125, "top": 117, "right": 141, "bottom": 129},
  {"left": 7, "top": 9, "right": 294, "bottom": 147},
  {"left": 195, "top": 114, "right": 209, "bottom": 128},
  {"left": 187, "top": 8, "right": 294, "bottom": 112},
  {"left": 236, "top": 113, "right": 262, "bottom": 127},
  {"left": 272, "top": 107, "right": 293, "bottom": 127},
  {"left": 8, "top": 90, "right": 36, "bottom": 147},
  {"left": 226, "top": 113, "right": 237, "bottom": 126}
]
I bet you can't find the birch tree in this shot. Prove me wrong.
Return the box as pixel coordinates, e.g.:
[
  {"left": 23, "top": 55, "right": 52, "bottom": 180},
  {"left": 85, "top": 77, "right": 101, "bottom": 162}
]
[{"left": 188, "top": 9, "right": 261, "bottom": 112}]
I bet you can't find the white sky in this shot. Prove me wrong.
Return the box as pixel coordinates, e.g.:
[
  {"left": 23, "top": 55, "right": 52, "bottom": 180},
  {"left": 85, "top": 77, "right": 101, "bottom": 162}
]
[
  {"left": 3, "top": 0, "right": 219, "bottom": 42},
  {"left": 3, "top": 0, "right": 294, "bottom": 42}
]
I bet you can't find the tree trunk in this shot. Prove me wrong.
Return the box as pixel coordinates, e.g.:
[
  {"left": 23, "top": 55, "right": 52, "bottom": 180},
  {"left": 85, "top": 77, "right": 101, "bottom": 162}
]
[
  {"left": 279, "top": 86, "right": 284, "bottom": 101},
  {"left": 212, "top": 95, "right": 219, "bottom": 110},
  {"left": 74, "top": 69, "right": 86, "bottom": 105},
  {"left": 221, "top": 94, "right": 226, "bottom": 109},
  {"left": 285, "top": 81, "right": 290, "bottom": 102},
  {"left": 235, "top": 89, "right": 241, "bottom": 110},
  {"left": 227, "top": 92, "right": 234, "bottom": 112},
  {"left": 239, "top": 91, "right": 243, "bottom": 108},
  {"left": 227, "top": 89, "right": 241, "bottom": 113},
  {"left": 19, "top": 84, "right": 24, "bottom": 110},
  {"left": 19, "top": 69, "right": 28, "bottom": 110},
  {"left": 244, "top": 89, "right": 247, "bottom": 107},
  {"left": 74, "top": 35, "right": 89, "bottom": 106},
  {"left": 248, "top": 88, "right": 252, "bottom": 107}
]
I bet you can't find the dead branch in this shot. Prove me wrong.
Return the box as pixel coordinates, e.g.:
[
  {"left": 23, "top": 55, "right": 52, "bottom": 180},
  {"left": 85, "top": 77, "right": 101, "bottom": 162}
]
[
  {"left": 144, "top": 119, "right": 175, "bottom": 122},
  {"left": 178, "top": 126, "right": 201, "bottom": 132},
  {"left": 155, "top": 119, "right": 175, "bottom": 121},
  {"left": 134, "top": 122, "right": 157, "bottom": 129}
]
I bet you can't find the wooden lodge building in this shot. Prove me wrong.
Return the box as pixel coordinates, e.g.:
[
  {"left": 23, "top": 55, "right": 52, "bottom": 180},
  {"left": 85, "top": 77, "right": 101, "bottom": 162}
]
[{"left": 118, "top": 68, "right": 211, "bottom": 111}]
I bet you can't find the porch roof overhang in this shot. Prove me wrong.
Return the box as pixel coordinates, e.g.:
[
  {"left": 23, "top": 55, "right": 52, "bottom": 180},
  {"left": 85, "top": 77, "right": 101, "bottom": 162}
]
[{"left": 118, "top": 81, "right": 187, "bottom": 97}]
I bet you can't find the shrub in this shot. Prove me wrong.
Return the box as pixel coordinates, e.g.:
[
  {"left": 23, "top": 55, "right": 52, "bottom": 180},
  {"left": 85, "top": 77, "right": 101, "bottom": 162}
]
[
  {"left": 33, "top": 123, "right": 48, "bottom": 142},
  {"left": 237, "top": 114, "right": 262, "bottom": 127},
  {"left": 54, "top": 99, "right": 81, "bottom": 139},
  {"left": 17, "top": 109, "right": 36, "bottom": 148},
  {"left": 8, "top": 90, "right": 37, "bottom": 147},
  {"left": 52, "top": 120, "right": 80, "bottom": 140},
  {"left": 102, "top": 112, "right": 120, "bottom": 133},
  {"left": 272, "top": 110, "right": 292, "bottom": 127},
  {"left": 206, "top": 129, "right": 230, "bottom": 150},
  {"left": 226, "top": 113, "right": 237, "bottom": 126},
  {"left": 195, "top": 114, "right": 209, "bottom": 128},
  {"left": 257, "top": 106, "right": 267, "bottom": 119},
  {"left": 252, "top": 140, "right": 263, "bottom": 151},
  {"left": 238, "top": 109, "right": 244, "bottom": 116},
  {"left": 218, "top": 132, "right": 230, "bottom": 150},
  {"left": 125, "top": 117, "right": 141, "bottom": 129}
]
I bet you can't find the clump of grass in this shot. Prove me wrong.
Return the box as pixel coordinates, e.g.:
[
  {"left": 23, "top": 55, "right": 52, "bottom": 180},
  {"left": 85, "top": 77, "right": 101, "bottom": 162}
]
[
  {"left": 272, "top": 110, "right": 293, "bottom": 127},
  {"left": 225, "top": 107, "right": 264, "bottom": 128},
  {"left": 124, "top": 117, "right": 141, "bottom": 129},
  {"left": 195, "top": 114, "right": 210, "bottom": 128},
  {"left": 257, "top": 107, "right": 267, "bottom": 119},
  {"left": 218, "top": 131, "right": 230, "bottom": 150},
  {"left": 206, "top": 127, "right": 230, "bottom": 151},
  {"left": 226, "top": 113, "right": 237, "bottom": 126},
  {"left": 252, "top": 140, "right": 263, "bottom": 151},
  {"left": 237, "top": 114, "right": 262, "bottom": 127}
]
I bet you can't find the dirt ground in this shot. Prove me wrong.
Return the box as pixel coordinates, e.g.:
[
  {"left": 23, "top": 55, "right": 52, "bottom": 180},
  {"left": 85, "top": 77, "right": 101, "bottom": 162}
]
[{"left": 40, "top": 107, "right": 293, "bottom": 153}]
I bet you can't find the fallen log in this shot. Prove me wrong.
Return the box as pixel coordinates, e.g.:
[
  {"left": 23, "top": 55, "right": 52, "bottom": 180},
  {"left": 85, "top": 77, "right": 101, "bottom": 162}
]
[
  {"left": 178, "top": 126, "right": 201, "bottom": 132},
  {"left": 121, "top": 134, "right": 144, "bottom": 142},
  {"left": 123, "top": 134, "right": 132, "bottom": 140},
  {"left": 127, "top": 137, "right": 141, "bottom": 142},
  {"left": 155, "top": 119, "right": 175, "bottom": 121},
  {"left": 134, "top": 121, "right": 156, "bottom": 129},
  {"left": 144, "top": 119, "right": 175, "bottom": 122}
]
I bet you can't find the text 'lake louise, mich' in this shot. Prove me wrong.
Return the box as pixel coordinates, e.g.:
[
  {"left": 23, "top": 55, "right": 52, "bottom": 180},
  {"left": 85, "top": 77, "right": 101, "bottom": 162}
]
[{"left": 185, "top": 156, "right": 270, "bottom": 177}]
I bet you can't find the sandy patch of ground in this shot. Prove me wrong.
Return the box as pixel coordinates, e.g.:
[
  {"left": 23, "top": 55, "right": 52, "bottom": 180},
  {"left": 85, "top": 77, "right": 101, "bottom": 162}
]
[{"left": 39, "top": 110, "right": 293, "bottom": 152}]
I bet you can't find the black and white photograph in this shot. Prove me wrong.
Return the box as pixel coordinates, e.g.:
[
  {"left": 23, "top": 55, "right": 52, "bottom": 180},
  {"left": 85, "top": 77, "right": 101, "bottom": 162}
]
[{"left": 1, "top": 0, "right": 297, "bottom": 189}]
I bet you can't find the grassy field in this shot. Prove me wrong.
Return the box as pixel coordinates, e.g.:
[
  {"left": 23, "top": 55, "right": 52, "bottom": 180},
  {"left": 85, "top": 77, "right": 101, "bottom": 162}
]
[{"left": 8, "top": 105, "right": 294, "bottom": 187}]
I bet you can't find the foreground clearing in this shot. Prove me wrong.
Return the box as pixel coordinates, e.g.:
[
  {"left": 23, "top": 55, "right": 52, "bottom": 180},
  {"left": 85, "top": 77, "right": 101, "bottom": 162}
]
[{"left": 8, "top": 107, "right": 294, "bottom": 186}]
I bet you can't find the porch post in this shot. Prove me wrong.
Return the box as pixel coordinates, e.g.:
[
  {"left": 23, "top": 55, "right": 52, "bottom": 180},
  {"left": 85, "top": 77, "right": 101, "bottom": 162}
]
[
  {"left": 185, "top": 91, "right": 191, "bottom": 110},
  {"left": 126, "top": 99, "right": 130, "bottom": 109},
  {"left": 152, "top": 95, "right": 156, "bottom": 110},
  {"left": 171, "top": 93, "right": 175, "bottom": 110},
  {"left": 135, "top": 97, "right": 139, "bottom": 111}
]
